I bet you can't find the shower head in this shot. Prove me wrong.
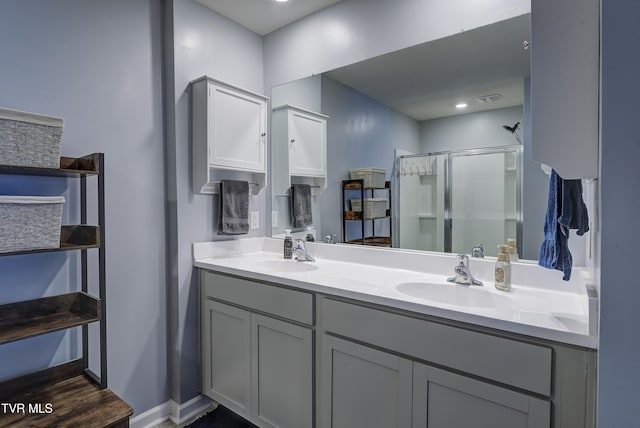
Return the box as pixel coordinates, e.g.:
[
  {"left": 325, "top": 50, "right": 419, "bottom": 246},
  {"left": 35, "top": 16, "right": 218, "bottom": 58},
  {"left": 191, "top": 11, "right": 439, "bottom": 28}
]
[
  {"left": 502, "top": 120, "right": 522, "bottom": 144},
  {"left": 502, "top": 121, "right": 520, "bottom": 134}
]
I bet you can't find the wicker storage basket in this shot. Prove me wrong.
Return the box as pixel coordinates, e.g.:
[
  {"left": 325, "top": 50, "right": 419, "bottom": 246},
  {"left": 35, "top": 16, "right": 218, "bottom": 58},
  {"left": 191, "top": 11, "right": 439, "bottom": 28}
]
[
  {"left": 0, "top": 107, "right": 64, "bottom": 168},
  {"left": 349, "top": 168, "right": 386, "bottom": 188},
  {"left": 350, "top": 198, "right": 387, "bottom": 219},
  {"left": 0, "top": 196, "right": 65, "bottom": 253}
]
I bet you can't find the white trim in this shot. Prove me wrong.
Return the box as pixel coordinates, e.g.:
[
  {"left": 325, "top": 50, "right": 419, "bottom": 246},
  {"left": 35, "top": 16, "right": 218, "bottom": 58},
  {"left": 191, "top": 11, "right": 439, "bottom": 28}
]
[
  {"left": 130, "top": 395, "right": 215, "bottom": 428},
  {"left": 129, "top": 401, "right": 171, "bottom": 428}
]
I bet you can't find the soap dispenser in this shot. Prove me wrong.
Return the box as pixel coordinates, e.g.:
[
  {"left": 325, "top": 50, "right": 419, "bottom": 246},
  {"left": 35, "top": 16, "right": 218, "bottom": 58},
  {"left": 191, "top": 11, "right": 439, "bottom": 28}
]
[
  {"left": 284, "top": 229, "right": 293, "bottom": 259},
  {"left": 305, "top": 226, "right": 315, "bottom": 242}
]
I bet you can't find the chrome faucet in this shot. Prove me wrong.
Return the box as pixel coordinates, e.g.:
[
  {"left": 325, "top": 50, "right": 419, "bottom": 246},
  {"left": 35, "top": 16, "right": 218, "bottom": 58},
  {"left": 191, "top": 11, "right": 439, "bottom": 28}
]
[
  {"left": 447, "top": 254, "right": 483, "bottom": 286},
  {"left": 293, "top": 239, "right": 315, "bottom": 261},
  {"left": 471, "top": 244, "right": 484, "bottom": 258},
  {"left": 324, "top": 234, "right": 337, "bottom": 244}
]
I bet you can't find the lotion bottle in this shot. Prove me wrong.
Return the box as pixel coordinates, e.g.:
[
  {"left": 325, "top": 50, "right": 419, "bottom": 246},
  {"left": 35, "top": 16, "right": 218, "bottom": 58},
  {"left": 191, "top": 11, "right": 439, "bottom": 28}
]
[{"left": 495, "top": 253, "right": 512, "bottom": 292}]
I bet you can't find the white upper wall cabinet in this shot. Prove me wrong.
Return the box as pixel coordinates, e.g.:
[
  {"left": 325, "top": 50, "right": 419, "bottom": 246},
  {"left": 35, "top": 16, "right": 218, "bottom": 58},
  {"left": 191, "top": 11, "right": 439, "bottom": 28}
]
[
  {"left": 191, "top": 76, "right": 268, "bottom": 194},
  {"left": 273, "top": 105, "right": 328, "bottom": 195},
  {"left": 530, "top": 0, "right": 599, "bottom": 179}
]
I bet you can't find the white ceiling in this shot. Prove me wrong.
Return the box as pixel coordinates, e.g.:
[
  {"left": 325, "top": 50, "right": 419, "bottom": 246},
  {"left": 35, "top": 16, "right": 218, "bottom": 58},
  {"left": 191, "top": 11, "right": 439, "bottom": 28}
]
[
  {"left": 195, "top": 0, "right": 343, "bottom": 35},
  {"left": 325, "top": 14, "right": 531, "bottom": 121}
]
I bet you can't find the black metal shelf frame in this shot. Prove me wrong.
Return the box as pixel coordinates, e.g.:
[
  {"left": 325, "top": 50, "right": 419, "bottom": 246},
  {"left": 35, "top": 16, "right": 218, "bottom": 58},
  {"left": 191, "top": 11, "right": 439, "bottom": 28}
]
[{"left": 81, "top": 153, "right": 107, "bottom": 388}]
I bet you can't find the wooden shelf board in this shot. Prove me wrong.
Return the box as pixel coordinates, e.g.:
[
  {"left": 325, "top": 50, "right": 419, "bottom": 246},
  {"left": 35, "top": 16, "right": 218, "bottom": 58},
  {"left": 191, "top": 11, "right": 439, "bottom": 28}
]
[
  {"left": 0, "top": 153, "right": 100, "bottom": 177},
  {"left": 344, "top": 211, "right": 391, "bottom": 221},
  {"left": 0, "top": 369, "right": 132, "bottom": 427},
  {"left": 0, "top": 225, "right": 100, "bottom": 257},
  {"left": 0, "top": 292, "right": 100, "bottom": 345},
  {"left": 346, "top": 236, "right": 392, "bottom": 247}
]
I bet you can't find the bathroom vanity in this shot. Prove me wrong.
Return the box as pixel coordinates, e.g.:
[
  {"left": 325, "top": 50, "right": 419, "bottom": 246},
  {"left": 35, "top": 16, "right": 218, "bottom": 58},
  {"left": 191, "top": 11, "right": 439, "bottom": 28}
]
[{"left": 194, "top": 238, "right": 597, "bottom": 428}]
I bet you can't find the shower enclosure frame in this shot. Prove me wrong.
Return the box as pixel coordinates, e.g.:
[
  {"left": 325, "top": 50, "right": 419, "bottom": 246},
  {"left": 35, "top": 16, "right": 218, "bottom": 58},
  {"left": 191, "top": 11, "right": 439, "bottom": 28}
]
[{"left": 395, "top": 145, "right": 523, "bottom": 256}]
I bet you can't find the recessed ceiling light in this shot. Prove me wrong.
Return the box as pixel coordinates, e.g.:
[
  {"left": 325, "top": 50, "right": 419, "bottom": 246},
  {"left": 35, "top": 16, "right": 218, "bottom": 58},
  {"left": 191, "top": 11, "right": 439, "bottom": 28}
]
[
  {"left": 455, "top": 103, "right": 468, "bottom": 109},
  {"left": 274, "top": 0, "right": 289, "bottom": 2}
]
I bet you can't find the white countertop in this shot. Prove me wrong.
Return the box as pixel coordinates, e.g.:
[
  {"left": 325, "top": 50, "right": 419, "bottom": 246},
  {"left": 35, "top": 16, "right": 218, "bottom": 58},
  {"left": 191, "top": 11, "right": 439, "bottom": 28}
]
[{"left": 193, "top": 238, "right": 598, "bottom": 349}]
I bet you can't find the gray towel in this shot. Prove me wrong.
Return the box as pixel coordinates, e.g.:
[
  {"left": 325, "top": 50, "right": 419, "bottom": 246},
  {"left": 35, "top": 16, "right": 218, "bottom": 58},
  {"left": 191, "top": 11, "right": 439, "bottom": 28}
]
[
  {"left": 290, "top": 184, "right": 312, "bottom": 228},
  {"left": 218, "top": 180, "right": 249, "bottom": 235}
]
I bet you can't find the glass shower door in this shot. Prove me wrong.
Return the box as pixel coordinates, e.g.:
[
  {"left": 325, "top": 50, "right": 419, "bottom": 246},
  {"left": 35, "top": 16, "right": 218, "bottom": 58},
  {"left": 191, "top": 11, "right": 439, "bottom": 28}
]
[
  {"left": 448, "top": 148, "right": 520, "bottom": 257},
  {"left": 397, "top": 154, "right": 445, "bottom": 252}
]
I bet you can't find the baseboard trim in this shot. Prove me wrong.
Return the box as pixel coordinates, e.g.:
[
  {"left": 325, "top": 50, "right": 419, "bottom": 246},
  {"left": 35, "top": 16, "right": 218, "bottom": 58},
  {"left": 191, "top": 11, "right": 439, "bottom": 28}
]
[
  {"left": 130, "top": 395, "right": 215, "bottom": 428},
  {"left": 169, "top": 395, "right": 216, "bottom": 425}
]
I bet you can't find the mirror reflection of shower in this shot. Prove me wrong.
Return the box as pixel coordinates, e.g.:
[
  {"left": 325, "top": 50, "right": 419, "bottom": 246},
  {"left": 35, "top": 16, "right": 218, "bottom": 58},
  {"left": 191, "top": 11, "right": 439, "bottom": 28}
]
[{"left": 396, "top": 146, "right": 522, "bottom": 257}]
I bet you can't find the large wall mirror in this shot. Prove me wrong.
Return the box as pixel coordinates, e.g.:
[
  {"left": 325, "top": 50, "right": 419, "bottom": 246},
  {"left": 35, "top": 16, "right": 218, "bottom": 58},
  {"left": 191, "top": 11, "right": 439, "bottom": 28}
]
[{"left": 270, "top": 13, "right": 570, "bottom": 261}]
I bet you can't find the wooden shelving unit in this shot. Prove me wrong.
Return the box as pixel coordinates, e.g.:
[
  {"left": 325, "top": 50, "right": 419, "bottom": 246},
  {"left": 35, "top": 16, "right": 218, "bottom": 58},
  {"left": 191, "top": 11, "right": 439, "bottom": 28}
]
[
  {"left": 342, "top": 179, "right": 392, "bottom": 247},
  {"left": 0, "top": 154, "right": 132, "bottom": 427}
]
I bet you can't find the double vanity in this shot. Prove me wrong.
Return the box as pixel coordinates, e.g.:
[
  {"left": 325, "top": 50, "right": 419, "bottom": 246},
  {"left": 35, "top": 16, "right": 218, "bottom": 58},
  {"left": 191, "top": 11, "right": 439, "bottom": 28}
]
[{"left": 193, "top": 238, "right": 597, "bottom": 428}]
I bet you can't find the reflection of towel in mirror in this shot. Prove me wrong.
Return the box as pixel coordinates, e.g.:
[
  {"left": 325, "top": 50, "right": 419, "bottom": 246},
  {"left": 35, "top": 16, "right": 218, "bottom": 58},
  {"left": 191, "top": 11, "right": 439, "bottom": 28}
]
[
  {"left": 538, "top": 170, "right": 589, "bottom": 280},
  {"left": 218, "top": 180, "right": 249, "bottom": 235},
  {"left": 290, "top": 184, "right": 312, "bottom": 228}
]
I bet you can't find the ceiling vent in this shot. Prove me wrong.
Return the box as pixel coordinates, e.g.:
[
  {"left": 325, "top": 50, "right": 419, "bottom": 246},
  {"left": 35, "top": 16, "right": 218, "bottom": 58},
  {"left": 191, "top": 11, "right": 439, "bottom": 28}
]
[{"left": 476, "top": 93, "right": 503, "bottom": 103}]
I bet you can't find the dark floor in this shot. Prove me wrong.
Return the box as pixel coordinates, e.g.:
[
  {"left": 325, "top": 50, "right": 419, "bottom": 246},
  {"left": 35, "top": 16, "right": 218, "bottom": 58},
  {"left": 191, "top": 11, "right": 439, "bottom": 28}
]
[{"left": 185, "top": 406, "right": 257, "bottom": 428}]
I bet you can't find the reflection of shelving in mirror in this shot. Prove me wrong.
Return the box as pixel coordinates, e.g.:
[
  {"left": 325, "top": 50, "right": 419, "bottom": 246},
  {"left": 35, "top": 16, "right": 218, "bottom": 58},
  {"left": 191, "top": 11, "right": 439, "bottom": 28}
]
[{"left": 342, "top": 179, "right": 391, "bottom": 247}]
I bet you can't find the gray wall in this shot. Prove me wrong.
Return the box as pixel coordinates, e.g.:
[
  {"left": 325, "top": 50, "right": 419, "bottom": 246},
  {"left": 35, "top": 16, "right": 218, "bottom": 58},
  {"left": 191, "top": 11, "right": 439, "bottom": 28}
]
[
  {"left": 165, "top": 0, "right": 265, "bottom": 404},
  {"left": 271, "top": 75, "right": 322, "bottom": 113},
  {"left": 0, "top": 0, "right": 167, "bottom": 416},
  {"left": 420, "top": 107, "right": 523, "bottom": 153},
  {"left": 321, "top": 76, "right": 421, "bottom": 242},
  {"left": 598, "top": 0, "right": 640, "bottom": 425}
]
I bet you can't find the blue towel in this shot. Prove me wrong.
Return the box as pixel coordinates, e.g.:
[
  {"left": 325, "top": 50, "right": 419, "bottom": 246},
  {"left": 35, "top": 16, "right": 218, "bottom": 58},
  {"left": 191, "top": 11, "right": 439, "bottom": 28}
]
[{"left": 538, "top": 170, "right": 589, "bottom": 280}]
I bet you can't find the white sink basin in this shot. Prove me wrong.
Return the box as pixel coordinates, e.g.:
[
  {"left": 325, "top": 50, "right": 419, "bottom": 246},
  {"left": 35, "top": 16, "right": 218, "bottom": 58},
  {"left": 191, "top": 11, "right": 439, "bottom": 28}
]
[
  {"left": 395, "top": 281, "right": 512, "bottom": 308},
  {"left": 252, "top": 259, "right": 319, "bottom": 273}
]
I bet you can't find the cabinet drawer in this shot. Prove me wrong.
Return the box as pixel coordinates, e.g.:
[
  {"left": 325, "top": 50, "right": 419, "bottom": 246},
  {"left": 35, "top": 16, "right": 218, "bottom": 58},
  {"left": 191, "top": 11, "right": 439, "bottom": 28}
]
[
  {"left": 201, "top": 270, "right": 313, "bottom": 325},
  {"left": 321, "top": 298, "right": 552, "bottom": 396}
]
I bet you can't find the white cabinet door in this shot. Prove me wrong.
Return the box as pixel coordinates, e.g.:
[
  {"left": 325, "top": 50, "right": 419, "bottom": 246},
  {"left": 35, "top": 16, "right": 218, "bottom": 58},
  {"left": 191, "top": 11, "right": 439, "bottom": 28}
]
[
  {"left": 530, "top": 0, "right": 599, "bottom": 179},
  {"left": 289, "top": 108, "right": 326, "bottom": 177},
  {"left": 412, "top": 363, "right": 550, "bottom": 428},
  {"left": 209, "top": 82, "right": 266, "bottom": 172},
  {"left": 251, "top": 314, "right": 313, "bottom": 428},
  {"left": 201, "top": 300, "right": 252, "bottom": 419},
  {"left": 321, "top": 335, "right": 412, "bottom": 428}
]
